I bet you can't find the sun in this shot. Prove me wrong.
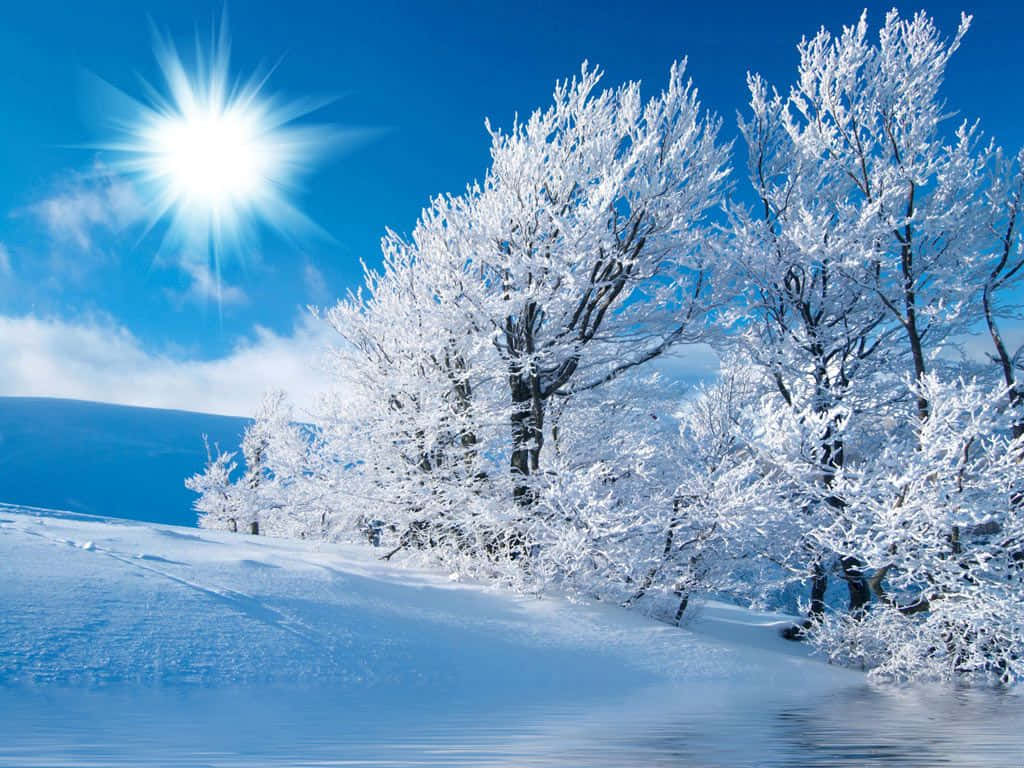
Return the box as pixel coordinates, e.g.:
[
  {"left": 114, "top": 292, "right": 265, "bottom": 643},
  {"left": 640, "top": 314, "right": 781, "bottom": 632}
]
[
  {"left": 91, "top": 15, "right": 334, "bottom": 292},
  {"left": 148, "top": 101, "right": 270, "bottom": 214}
]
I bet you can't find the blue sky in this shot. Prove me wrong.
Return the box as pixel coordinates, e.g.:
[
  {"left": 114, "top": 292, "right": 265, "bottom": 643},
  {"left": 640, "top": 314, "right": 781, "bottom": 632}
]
[{"left": 0, "top": 0, "right": 1021, "bottom": 415}]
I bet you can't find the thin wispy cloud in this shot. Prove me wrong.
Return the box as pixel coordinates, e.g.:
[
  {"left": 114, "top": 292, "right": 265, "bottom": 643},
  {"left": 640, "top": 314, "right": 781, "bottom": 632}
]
[
  {"left": 302, "top": 261, "right": 329, "bottom": 305},
  {"left": 26, "top": 165, "right": 145, "bottom": 251},
  {"left": 17, "top": 162, "right": 257, "bottom": 303},
  {"left": 0, "top": 242, "right": 12, "bottom": 276},
  {"left": 178, "top": 261, "right": 248, "bottom": 307}
]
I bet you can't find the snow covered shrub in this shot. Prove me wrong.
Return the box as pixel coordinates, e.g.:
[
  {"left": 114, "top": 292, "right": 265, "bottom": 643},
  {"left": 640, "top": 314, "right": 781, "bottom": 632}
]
[
  {"left": 188, "top": 393, "right": 330, "bottom": 538},
  {"left": 187, "top": 439, "right": 239, "bottom": 531},
  {"left": 699, "top": 390, "right": 859, "bottom": 616},
  {"left": 522, "top": 377, "right": 682, "bottom": 603},
  {"left": 667, "top": 364, "right": 789, "bottom": 611},
  {"left": 807, "top": 376, "right": 1024, "bottom": 684}
]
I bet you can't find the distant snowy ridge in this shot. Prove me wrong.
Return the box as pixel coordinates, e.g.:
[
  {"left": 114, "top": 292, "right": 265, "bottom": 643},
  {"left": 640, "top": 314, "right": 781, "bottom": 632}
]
[{"left": 0, "top": 397, "right": 248, "bottom": 526}]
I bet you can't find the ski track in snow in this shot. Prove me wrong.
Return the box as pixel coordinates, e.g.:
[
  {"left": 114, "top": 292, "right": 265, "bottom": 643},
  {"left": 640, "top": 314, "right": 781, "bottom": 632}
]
[{"left": 7, "top": 519, "right": 319, "bottom": 643}]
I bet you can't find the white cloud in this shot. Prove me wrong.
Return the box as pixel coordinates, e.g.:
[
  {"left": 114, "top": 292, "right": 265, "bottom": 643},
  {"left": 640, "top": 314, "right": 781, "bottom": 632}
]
[
  {"left": 27, "top": 168, "right": 145, "bottom": 251},
  {"left": 177, "top": 261, "right": 248, "bottom": 306},
  {"left": 302, "top": 261, "right": 330, "bottom": 305},
  {"left": 954, "top": 323, "right": 1024, "bottom": 367},
  {"left": 0, "top": 313, "right": 336, "bottom": 417},
  {"left": 0, "top": 242, "right": 11, "bottom": 276},
  {"left": 651, "top": 343, "right": 721, "bottom": 386}
]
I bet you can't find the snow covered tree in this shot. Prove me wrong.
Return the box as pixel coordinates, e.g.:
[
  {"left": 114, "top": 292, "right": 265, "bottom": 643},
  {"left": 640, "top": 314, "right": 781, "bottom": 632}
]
[
  {"left": 308, "top": 60, "right": 730, "bottom": 565},
  {"left": 777, "top": 10, "right": 988, "bottom": 421},
  {"left": 189, "top": 393, "right": 326, "bottom": 539},
  {"left": 729, "top": 68, "right": 897, "bottom": 616},
  {"left": 631, "top": 363, "right": 771, "bottom": 616},
  {"left": 314, "top": 212, "right": 505, "bottom": 564},
  {"left": 723, "top": 9, "right": 1022, "bottom": 629},
  {"left": 466, "top": 61, "right": 730, "bottom": 504},
  {"left": 523, "top": 373, "right": 682, "bottom": 602}
]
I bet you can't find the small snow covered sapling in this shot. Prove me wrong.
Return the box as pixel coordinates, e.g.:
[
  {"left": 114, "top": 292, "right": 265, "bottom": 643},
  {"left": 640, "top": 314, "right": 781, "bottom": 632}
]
[{"left": 186, "top": 436, "right": 239, "bottom": 532}]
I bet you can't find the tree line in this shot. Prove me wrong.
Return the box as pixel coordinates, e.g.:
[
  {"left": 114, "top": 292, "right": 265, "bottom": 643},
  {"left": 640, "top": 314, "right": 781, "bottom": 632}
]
[{"left": 188, "top": 10, "right": 1024, "bottom": 685}]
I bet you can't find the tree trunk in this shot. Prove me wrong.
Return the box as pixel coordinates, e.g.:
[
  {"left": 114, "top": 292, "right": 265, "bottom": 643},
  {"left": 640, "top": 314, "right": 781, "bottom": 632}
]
[
  {"left": 783, "top": 561, "right": 828, "bottom": 640},
  {"left": 509, "top": 374, "right": 544, "bottom": 506},
  {"left": 809, "top": 560, "right": 828, "bottom": 618},
  {"left": 906, "top": 314, "right": 930, "bottom": 422},
  {"left": 841, "top": 556, "right": 870, "bottom": 613},
  {"left": 821, "top": 424, "right": 871, "bottom": 613},
  {"left": 899, "top": 217, "right": 930, "bottom": 422},
  {"left": 673, "top": 591, "right": 689, "bottom": 625},
  {"left": 984, "top": 284, "right": 1024, "bottom": 440}
]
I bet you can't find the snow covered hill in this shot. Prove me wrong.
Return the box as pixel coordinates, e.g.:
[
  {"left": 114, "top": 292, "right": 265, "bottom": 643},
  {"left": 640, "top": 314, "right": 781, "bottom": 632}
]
[
  {"left": 0, "top": 397, "right": 248, "bottom": 526},
  {"left": 0, "top": 504, "right": 840, "bottom": 690}
]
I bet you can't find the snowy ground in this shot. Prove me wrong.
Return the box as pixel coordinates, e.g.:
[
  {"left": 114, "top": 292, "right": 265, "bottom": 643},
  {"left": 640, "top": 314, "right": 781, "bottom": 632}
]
[
  {"left": 2, "top": 504, "right": 1022, "bottom": 767},
  {"left": 0, "top": 503, "right": 840, "bottom": 690}
]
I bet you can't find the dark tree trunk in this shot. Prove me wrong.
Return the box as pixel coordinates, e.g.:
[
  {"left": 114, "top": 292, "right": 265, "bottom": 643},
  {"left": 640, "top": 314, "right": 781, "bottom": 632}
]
[
  {"left": 625, "top": 505, "right": 681, "bottom": 607},
  {"left": 898, "top": 191, "right": 930, "bottom": 422},
  {"left": 841, "top": 556, "right": 870, "bottom": 613},
  {"left": 509, "top": 373, "right": 544, "bottom": 506},
  {"left": 821, "top": 425, "right": 870, "bottom": 613},
  {"left": 906, "top": 312, "right": 930, "bottom": 422},
  {"left": 984, "top": 284, "right": 1024, "bottom": 440},
  {"left": 673, "top": 591, "right": 689, "bottom": 625},
  {"left": 809, "top": 560, "right": 828, "bottom": 618},
  {"left": 783, "top": 561, "right": 828, "bottom": 640}
]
